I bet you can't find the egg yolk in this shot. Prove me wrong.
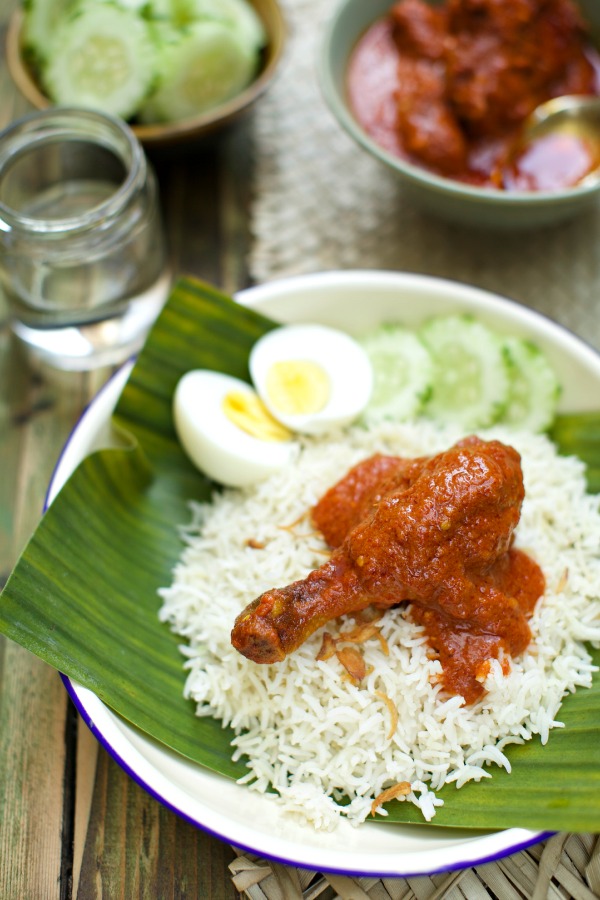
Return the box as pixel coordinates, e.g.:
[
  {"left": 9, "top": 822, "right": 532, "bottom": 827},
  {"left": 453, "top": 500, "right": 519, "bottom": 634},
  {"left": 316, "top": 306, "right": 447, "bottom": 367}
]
[
  {"left": 265, "top": 361, "right": 330, "bottom": 415},
  {"left": 223, "top": 391, "right": 292, "bottom": 442}
]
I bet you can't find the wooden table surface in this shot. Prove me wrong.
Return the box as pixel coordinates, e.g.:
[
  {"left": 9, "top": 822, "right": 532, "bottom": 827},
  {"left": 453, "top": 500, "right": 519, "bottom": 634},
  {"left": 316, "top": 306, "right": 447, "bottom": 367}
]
[
  {"left": 3, "top": 1, "right": 600, "bottom": 896},
  {"left": 0, "top": 4, "right": 249, "bottom": 895}
]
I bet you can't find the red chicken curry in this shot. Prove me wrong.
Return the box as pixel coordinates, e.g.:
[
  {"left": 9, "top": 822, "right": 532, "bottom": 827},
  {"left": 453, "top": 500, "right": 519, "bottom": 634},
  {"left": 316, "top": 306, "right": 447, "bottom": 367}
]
[
  {"left": 231, "top": 437, "right": 545, "bottom": 704},
  {"left": 347, "top": 0, "right": 600, "bottom": 189}
]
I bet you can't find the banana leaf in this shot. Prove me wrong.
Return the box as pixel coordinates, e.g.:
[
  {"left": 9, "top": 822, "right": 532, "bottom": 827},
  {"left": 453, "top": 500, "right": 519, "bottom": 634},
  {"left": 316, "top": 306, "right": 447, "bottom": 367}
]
[
  {"left": 1, "top": 276, "right": 599, "bottom": 832},
  {"left": 550, "top": 412, "right": 600, "bottom": 494}
]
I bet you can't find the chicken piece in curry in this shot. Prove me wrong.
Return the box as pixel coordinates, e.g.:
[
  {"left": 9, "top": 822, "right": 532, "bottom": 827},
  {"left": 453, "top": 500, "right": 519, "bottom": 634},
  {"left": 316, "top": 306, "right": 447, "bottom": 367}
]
[
  {"left": 230, "top": 437, "right": 545, "bottom": 703},
  {"left": 348, "top": 0, "right": 600, "bottom": 187}
]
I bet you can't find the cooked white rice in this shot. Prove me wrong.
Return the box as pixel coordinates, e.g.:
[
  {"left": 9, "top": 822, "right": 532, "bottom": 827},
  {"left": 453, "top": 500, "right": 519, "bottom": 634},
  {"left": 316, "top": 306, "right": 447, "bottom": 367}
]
[{"left": 158, "top": 421, "right": 600, "bottom": 829}]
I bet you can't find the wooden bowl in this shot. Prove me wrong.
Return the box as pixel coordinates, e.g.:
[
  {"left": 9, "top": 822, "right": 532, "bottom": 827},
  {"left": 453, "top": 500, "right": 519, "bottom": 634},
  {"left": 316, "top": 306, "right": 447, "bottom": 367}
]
[{"left": 6, "top": 0, "right": 286, "bottom": 147}]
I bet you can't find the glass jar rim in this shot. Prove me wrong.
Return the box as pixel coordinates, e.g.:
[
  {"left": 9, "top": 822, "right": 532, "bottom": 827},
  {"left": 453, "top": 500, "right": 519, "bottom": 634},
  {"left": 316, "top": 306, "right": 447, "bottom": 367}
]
[{"left": 0, "top": 107, "right": 147, "bottom": 236}]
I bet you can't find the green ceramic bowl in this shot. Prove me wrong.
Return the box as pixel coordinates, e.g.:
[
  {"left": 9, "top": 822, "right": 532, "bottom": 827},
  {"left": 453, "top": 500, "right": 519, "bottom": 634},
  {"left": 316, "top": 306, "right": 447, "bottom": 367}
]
[{"left": 320, "top": 0, "right": 600, "bottom": 228}]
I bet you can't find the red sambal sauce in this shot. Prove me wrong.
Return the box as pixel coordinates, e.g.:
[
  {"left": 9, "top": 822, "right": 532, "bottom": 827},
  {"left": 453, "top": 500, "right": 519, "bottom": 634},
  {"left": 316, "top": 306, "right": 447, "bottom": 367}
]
[
  {"left": 411, "top": 548, "right": 545, "bottom": 703},
  {"left": 309, "top": 438, "right": 547, "bottom": 705},
  {"left": 347, "top": 0, "right": 600, "bottom": 190}
]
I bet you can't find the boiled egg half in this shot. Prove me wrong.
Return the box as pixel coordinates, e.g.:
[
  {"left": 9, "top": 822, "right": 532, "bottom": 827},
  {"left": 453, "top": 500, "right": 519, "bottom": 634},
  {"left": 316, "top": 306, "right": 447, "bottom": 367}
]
[
  {"left": 173, "top": 370, "right": 296, "bottom": 488},
  {"left": 249, "top": 324, "right": 373, "bottom": 434}
]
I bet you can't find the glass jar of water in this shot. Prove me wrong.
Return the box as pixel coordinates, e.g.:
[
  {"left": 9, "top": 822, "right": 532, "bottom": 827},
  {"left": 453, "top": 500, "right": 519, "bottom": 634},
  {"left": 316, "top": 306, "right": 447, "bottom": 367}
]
[{"left": 0, "top": 108, "right": 170, "bottom": 369}]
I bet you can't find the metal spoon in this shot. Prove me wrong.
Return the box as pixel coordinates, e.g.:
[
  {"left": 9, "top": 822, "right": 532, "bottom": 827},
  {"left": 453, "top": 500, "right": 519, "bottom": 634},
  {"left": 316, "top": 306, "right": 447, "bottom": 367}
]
[{"left": 519, "top": 94, "right": 600, "bottom": 186}]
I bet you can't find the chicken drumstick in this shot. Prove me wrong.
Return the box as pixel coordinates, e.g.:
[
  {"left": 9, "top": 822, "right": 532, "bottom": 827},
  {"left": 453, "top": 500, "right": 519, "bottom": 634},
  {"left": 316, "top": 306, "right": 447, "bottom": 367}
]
[{"left": 231, "top": 437, "right": 544, "bottom": 700}]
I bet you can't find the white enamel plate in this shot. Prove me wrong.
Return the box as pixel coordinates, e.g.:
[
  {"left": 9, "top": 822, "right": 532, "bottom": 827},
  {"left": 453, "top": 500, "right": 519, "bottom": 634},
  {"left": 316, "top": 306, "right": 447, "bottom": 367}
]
[{"left": 50, "top": 270, "right": 600, "bottom": 877}]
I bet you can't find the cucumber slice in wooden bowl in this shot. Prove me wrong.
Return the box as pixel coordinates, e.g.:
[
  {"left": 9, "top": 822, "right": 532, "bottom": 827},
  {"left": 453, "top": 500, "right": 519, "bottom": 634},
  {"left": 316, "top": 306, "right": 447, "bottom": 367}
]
[
  {"left": 6, "top": 0, "right": 286, "bottom": 146},
  {"left": 42, "top": 4, "right": 156, "bottom": 120}
]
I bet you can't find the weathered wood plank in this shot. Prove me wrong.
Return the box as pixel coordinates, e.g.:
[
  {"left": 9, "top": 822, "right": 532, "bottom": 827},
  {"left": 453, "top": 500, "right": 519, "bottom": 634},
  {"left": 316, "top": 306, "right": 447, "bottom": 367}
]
[
  {"left": 0, "top": 336, "right": 112, "bottom": 899},
  {"left": 0, "top": 19, "right": 252, "bottom": 891},
  {"left": 152, "top": 146, "right": 224, "bottom": 289},
  {"left": 0, "top": 338, "right": 29, "bottom": 582},
  {"left": 72, "top": 716, "right": 100, "bottom": 898},
  {"left": 0, "top": 0, "right": 31, "bottom": 133},
  {"left": 218, "top": 120, "right": 254, "bottom": 294},
  {"left": 75, "top": 749, "right": 240, "bottom": 900},
  {"left": 0, "top": 650, "right": 68, "bottom": 900}
]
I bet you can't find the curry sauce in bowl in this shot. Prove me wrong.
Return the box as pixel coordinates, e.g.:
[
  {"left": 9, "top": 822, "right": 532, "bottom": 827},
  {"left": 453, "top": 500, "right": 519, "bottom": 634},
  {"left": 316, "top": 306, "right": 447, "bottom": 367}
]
[{"left": 321, "top": 0, "right": 600, "bottom": 226}]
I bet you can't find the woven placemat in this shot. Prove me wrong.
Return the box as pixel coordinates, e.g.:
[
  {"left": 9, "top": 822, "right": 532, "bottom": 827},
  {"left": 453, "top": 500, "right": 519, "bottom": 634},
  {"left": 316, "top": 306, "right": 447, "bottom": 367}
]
[
  {"left": 229, "top": 836, "right": 600, "bottom": 899},
  {"left": 242, "top": 0, "right": 600, "bottom": 894}
]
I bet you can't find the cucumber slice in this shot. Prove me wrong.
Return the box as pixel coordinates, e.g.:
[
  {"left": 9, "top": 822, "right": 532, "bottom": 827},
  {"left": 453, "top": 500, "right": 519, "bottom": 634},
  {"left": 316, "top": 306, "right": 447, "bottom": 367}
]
[
  {"left": 502, "top": 338, "right": 561, "bottom": 432},
  {"left": 146, "top": 0, "right": 192, "bottom": 23},
  {"left": 146, "top": 0, "right": 173, "bottom": 19},
  {"left": 42, "top": 3, "right": 156, "bottom": 120},
  {"left": 22, "top": 0, "right": 73, "bottom": 64},
  {"left": 138, "top": 19, "right": 258, "bottom": 122},
  {"left": 360, "top": 324, "right": 433, "bottom": 423},
  {"left": 420, "top": 314, "right": 510, "bottom": 429},
  {"left": 101, "top": 0, "right": 149, "bottom": 12},
  {"left": 176, "top": 0, "right": 266, "bottom": 48},
  {"left": 147, "top": 0, "right": 266, "bottom": 51},
  {"left": 91, "top": 0, "right": 150, "bottom": 11}
]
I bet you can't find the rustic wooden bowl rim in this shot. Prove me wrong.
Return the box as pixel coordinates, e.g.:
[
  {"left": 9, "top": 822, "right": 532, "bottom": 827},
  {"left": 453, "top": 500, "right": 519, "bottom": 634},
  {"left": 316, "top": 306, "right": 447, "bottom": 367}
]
[{"left": 5, "top": 3, "right": 286, "bottom": 146}]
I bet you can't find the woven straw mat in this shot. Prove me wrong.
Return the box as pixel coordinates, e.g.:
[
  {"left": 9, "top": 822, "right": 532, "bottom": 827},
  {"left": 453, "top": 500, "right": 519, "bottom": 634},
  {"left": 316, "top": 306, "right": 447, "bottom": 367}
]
[{"left": 237, "top": 0, "right": 600, "bottom": 895}]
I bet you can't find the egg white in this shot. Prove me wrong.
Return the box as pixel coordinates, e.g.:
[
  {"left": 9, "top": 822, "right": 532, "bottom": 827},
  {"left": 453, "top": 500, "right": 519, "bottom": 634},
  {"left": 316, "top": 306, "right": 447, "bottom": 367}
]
[
  {"left": 173, "top": 369, "right": 296, "bottom": 488},
  {"left": 249, "top": 324, "right": 373, "bottom": 434}
]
